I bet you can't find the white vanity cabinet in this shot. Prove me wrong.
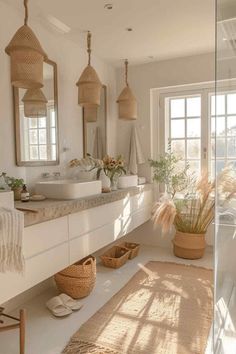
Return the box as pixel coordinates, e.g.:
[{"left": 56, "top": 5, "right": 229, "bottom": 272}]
[{"left": 0, "top": 187, "right": 152, "bottom": 304}]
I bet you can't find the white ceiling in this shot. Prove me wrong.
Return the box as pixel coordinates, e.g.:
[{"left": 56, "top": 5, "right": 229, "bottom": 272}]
[{"left": 4, "top": 0, "right": 215, "bottom": 66}]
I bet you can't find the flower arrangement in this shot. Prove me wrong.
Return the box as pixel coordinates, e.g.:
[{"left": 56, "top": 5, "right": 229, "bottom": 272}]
[
  {"left": 97, "top": 155, "right": 126, "bottom": 182},
  {"left": 69, "top": 154, "right": 103, "bottom": 170}
]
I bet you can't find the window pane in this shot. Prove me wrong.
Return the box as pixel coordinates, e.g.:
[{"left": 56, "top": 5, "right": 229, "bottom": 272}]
[
  {"left": 227, "top": 93, "right": 236, "bottom": 114},
  {"left": 52, "top": 145, "right": 56, "bottom": 160},
  {"left": 215, "top": 138, "right": 226, "bottom": 158},
  {"left": 216, "top": 160, "right": 225, "bottom": 175},
  {"left": 39, "top": 129, "right": 46, "bottom": 144},
  {"left": 187, "top": 97, "right": 201, "bottom": 117},
  {"left": 50, "top": 111, "right": 56, "bottom": 127},
  {"left": 227, "top": 116, "right": 236, "bottom": 136},
  {"left": 216, "top": 117, "right": 226, "bottom": 136},
  {"left": 29, "top": 129, "right": 38, "bottom": 144},
  {"left": 211, "top": 161, "right": 215, "bottom": 180},
  {"left": 39, "top": 117, "right": 46, "bottom": 128},
  {"left": 211, "top": 117, "right": 216, "bottom": 137},
  {"left": 211, "top": 95, "right": 225, "bottom": 116},
  {"left": 188, "top": 160, "right": 201, "bottom": 176},
  {"left": 171, "top": 119, "right": 185, "bottom": 138},
  {"left": 171, "top": 140, "right": 185, "bottom": 158},
  {"left": 39, "top": 145, "right": 47, "bottom": 160},
  {"left": 187, "top": 139, "right": 200, "bottom": 158},
  {"left": 187, "top": 118, "right": 201, "bottom": 137},
  {"left": 170, "top": 99, "right": 185, "bottom": 118},
  {"left": 30, "top": 146, "right": 38, "bottom": 160},
  {"left": 227, "top": 137, "right": 236, "bottom": 157},
  {"left": 29, "top": 118, "right": 37, "bottom": 128},
  {"left": 227, "top": 160, "right": 236, "bottom": 171},
  {"left": 51, "top": 128, "right": 56, "bottom": 144}
]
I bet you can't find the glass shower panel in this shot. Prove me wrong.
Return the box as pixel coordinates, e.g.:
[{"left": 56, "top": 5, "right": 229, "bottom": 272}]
[{"left": 215, "top": 0, "right": 236, "bottom": 352}]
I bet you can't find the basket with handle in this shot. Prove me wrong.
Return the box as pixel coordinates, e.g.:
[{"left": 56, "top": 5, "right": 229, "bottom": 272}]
[
  {"left": 119, "top": 242, "right": 140, "bottom": 259},
  {"left": 100, "top": 246, "right": 131, "bottom": 269},
  {"left": 54, "top": 255, "right": 96, "bottom": 299}
]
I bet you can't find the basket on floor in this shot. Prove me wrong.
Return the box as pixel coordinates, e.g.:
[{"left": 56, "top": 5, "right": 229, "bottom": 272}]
[
  {"left": 100, "top": 246, "right": 131, "bottom": 269},
  {"left": 119, "top": 242, "right": 140, "bottom": 259},
  {"left": 54, "top": 255, "right": 96, "bottom": 299}
]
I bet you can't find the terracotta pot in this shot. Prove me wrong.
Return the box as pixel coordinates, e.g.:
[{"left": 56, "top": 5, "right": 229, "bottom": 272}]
[{"left": 172, "top": 230, "right": 206, "bottom": 260}]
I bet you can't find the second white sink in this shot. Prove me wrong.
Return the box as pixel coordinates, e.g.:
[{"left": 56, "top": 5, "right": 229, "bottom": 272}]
[{"left": 35, "top": 179, "right": 102, "bottom": 200}]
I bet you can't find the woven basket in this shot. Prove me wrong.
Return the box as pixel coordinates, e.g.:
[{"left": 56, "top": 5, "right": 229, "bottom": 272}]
[
  {"left": 54, "top": 255, "right": 96, "bottom": 299},
  {"left": 117, "top": 86, "right": 137, "bottom": 120},
  {"left": 77, "top": 65, "right": 102, "bottom": 107},
  {"left": 172, "top": 231, "right": 206, "bottom": 260},
  {"left": 100, "top": 246, "right": 131, "bottom": 269},
  {"left": 119, "top": 242, "right": 140, "bottom": 259},
  {"left": 5, "top": 25, "right": 47, "bottom": 89}
]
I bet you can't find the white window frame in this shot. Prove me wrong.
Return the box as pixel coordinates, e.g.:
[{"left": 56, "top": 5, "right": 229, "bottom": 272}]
[{"left": 151, "top": 80, "right": 236, "bottom": 183}]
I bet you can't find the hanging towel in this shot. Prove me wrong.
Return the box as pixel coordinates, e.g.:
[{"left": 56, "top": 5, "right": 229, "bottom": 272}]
[
  {"left": 0, "top": 208, "right": 24, "bottom": 273},
  {"left": 128, "top": 126, "right": 145, "bottom": 174},
  {"left": 93, "top": 127, "right": 104, "bottom": 160}
]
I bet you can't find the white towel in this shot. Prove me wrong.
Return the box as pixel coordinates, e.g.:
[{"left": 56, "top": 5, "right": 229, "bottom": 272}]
[
  {"left": 0, "top": 208, "right": 24, "bottom": 273},
  {"left": 128, "top": 126, "right": 145, "bottom": 175},
  {"left": 93, "top": 127, "right": 104, "bottom": 159}
]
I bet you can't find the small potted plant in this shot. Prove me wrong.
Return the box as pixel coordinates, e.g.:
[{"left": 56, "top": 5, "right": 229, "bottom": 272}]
[
  {"left": 2, "top": 174, "right": 25, "bottom": 201},
  {"left": 149, "top": 147, "right": 236, "bottom": 259}
]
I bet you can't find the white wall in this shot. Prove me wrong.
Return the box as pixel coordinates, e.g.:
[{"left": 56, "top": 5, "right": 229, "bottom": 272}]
[{"left": 0, "top": 1, "right": 117, "bottom": 187}]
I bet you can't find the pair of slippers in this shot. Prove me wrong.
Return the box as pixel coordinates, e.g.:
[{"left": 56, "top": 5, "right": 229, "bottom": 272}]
[{"left": 46, "top": 293, "right": 83, "bottom": 317}]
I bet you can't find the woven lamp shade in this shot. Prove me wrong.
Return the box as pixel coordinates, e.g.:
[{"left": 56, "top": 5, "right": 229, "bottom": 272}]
[
  {"left": 84, "top": 105, "right": 98, "bottom": 122},
  {"left": 22, "top": 88, "right": 48, "bottom": 118},
  {"left": 117, "top": 60, "right": 137, "bottom": 120},
  {"left": 117, "top": 86, "right": 137, "bottom": 120},
  {"left": 5, "top": 24, "right": 47, "bottom": 89},
  {"left": 76, "top": 31, "right": 102, "bottom": 111},
  {"left": 77, "top": 65, "right": 102, "bottom": 108}
]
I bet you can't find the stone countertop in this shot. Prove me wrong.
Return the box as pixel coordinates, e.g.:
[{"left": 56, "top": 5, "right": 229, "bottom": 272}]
[{"left": 15, "top": 184, "right": 153, "bottom": 227}]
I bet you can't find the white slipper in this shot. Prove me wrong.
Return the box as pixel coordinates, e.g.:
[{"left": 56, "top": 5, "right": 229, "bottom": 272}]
[
  {"left": 59, "top": 293, "right": 83, "bottom": 311},
  {"left": 46, "top": 296, "right": 72, "bottom": 317}
]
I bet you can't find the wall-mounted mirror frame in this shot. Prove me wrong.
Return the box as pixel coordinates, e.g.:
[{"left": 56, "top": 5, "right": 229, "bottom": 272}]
[
  {"left": 83, "top": 85, "right": 107, "bottom": 158},
  {"left": 13, "top": 59, "right": 59, "bottom": 167}
]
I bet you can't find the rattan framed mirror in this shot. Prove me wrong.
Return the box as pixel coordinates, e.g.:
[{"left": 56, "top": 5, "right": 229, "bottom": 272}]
[
  {"left": 13, "top": 59, "right": 59, "bottom": 166},
  {"left": 83, "top": 85, "right": 107, "bottom": 158}
]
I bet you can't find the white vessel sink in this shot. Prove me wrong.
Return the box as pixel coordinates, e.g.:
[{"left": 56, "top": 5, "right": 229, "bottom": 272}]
[
  {"left": 35, "top": 179, "right": 102, "bottom": 200},
  {"left": 118, "top": 175, "right": 138, "bottom": 189}
]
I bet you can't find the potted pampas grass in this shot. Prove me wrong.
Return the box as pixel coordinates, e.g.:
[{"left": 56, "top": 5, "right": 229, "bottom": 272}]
[{"left": 150, "top": 147, "right": 236, "bottom": 259}]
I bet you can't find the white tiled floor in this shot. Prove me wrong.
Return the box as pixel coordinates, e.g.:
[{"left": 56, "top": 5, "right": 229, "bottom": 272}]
[{"left": 0, "top": 245, "right": 213, "bottom": 354}]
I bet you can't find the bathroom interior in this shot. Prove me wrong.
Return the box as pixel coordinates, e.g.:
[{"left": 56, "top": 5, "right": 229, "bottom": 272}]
[{"left": 0, "top": 0, "right": 236, "bottom": 353}]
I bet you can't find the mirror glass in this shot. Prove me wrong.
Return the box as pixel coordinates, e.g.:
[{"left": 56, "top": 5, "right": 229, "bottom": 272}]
[
  {"left": 13, "top": 60, "right": 59, "bottom": 166},
  {"left": 83, "top": 85, "right": 107, "bottom": 159}
]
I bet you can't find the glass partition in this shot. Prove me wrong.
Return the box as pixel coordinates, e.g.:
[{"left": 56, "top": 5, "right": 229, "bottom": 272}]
[{"left": 215, "top": 0, "right": 236, "bottom": 352}]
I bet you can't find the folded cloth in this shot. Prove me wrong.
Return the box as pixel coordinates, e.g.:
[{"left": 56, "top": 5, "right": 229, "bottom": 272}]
[
  {"left": 0, "top": 208, "right": 24, "bottom": 273},
  {"left": 128, "top": 126, "right": 145, "bottom": 175}
]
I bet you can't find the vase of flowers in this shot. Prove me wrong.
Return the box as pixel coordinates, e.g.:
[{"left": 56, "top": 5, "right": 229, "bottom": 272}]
[
  {"left": 97, "top": 155, "right": 126, "bottom": 191},
  {"left": 150, "top": 146, "right": 236, "bottom": 259}
]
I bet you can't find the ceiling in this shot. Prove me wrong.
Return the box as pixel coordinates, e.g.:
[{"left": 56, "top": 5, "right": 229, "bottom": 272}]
[{"left": 4, "top": 0, "right": 215, "bottom": 66}]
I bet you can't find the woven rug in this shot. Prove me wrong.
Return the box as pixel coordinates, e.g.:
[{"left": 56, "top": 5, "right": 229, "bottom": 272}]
[{"left": 63, "top": 261, "right": 213, "bottom": 354}]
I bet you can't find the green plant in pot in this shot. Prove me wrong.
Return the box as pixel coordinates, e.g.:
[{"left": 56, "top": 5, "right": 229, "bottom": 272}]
[
  {"left": 3, "top": 174, "right": 25, "bottom": 201},
  {"left": 149, "top": 147, "right": 236, "bottom": 259}
]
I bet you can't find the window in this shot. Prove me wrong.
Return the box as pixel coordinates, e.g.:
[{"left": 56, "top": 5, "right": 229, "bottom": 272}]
[
  {"left": 168, "top": 95, "right": 201, "bottom": 176},
  {"left": 159, "top": 85, "right": 236, "bottom": 178},
  {"left": 20, "top": 101, "right": 57, "bottom": 162},
  {"left": 210, "top": 93, "right": 236, "bottom": 175}
]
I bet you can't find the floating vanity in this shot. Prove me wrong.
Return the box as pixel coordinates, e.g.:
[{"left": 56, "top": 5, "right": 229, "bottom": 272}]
[{"left": 0, "top": 184, "right": 153, "bottom": 304}]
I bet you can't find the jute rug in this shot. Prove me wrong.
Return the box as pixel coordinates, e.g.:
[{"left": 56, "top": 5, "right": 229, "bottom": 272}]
[{"left": 63, "top": 261, "right": 213, "bottom": 354}]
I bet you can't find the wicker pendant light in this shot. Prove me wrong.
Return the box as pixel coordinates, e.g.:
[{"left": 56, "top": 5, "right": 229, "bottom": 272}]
[
  {"left": 22, "top": 88, "right": 48, "bottom": 118},
  {"left": 84, "top": 106, "right": 98, "bottom": 122},
  {"left": 76, "top": 31, "right": 102, "bottom": 109},
  {"left": 117, "top": 60, "right": 137, "bottom": 120},
  {"left": 5, "top": 0, "right": 47, "bottom": 89}
]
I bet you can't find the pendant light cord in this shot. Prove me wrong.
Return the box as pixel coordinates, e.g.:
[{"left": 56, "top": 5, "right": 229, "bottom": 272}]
[
  {"left": 87, "top": 31, "right": 92, "bottom": 65},
  {"left": 24, "top": 0, "right": 29, "bottom": 25},
  {"left": 125, "top": 59, "right": 129, "bottom": 86}
]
